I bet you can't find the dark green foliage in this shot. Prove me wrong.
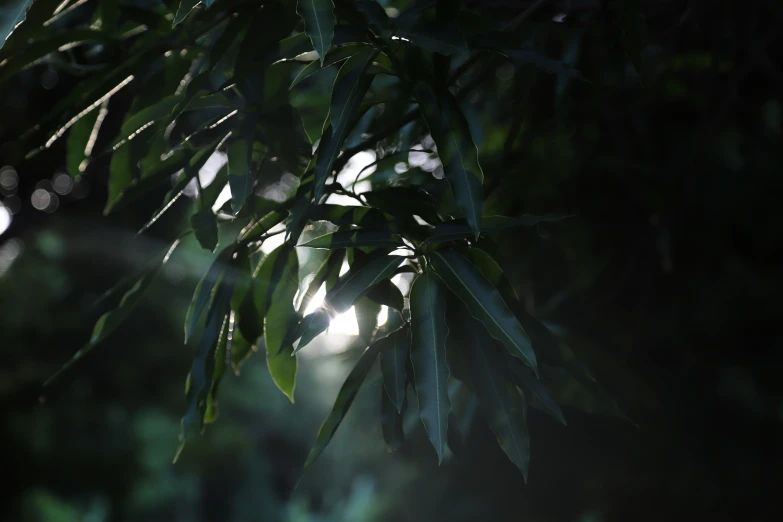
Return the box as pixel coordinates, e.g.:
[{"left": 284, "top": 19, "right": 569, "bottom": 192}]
[{"left": 10, "top": 0, "right": 643, "bottom": 482}]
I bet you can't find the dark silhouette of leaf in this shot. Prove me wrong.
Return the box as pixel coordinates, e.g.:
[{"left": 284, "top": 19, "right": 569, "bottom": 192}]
[{"left": 410, "top": 271, "right": 451, "bottom": 463}]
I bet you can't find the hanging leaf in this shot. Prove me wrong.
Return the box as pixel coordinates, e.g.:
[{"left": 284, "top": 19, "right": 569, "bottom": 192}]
[
  {"left": 381, "top": 389, "right": 405, "bottom": 452},
  {"left": 204, "top": 312, "right": 231, "bottom": 424},
  {"left": 380, "top": 326, "right": 410, "bottom": 412},
  {"left": 184, "top": 246, "right": 235, "bottom": 344},
  {"left": 296, "top": 0, "right": 335, "bottom": 65},
  {"left": 254, "top": 244, "right": 300, "bottom": 401},
  {"left": 45, "top": 240, "right": 180, "bottom": 385},
  {"left": 0, "top": 0, "right": 34, "bottom": 49},
  {"left": 179, "top": 285, "right": 232, "bottom": 447},
  {"left": 409, "top": 271, "right": 451, "bottom": 463},
  {"left": 429, "top": 250, "right": 537, "bottom": 374},
  {"left": 303, "top": 332, "right": 390, "bottom": 469},
  {"left": 416, "top": 83, "right": 483, "bottom": 238},
  {"left": 299, "top": 228, "right": 405, "bottom": 249},
  {"left": 463, "top": 338, "right": 531, "bottom": 481},
  {"left": 227, "top": 114, "right": 256, "bottom": 215},
  {"left": 313, "top": 47, "right": 377, "bottom": 200},
  {"left": 191, "top": 208, "right": 219, "bottom": 252}
]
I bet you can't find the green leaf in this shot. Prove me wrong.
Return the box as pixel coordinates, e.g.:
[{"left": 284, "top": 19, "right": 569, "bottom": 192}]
[
  {"left": 380, "top": 326, "right": 410, "bottom": 412},
  {"left": 296, "top": 0, "right": 336, "bottom": 65},
  {"left": 191, "top": 208, "right": 219, "bottom": 252},
  {"left": 255, "top": 244, "right": 300, "bottom": 401},
  {"left": 227, "top": 115, "right": 256, "bottom": 215},
  {"left": 298, "top": 228, "right": 405, "bottom": 249},
  {"left": 416, "top": 83, "right": 483, "bottom": 238},
  {"left": 430, "top": 250, "right": 537, "bottom": 373},
  {"left": 45, "top": 240, "right": 180, "bottom": 385},
  {"left": 356, "top": 0, "right": 390, "bottom": 36},
  {"left": 381, "top": 389, "right": 405, "bottom": 452},
  {"left": 508, "top": 359, "right": 566, "bottom": 426},
  {"left": 463, "top": 337, "right": 530, "bottom": 481},
  {"left": 366, "top": 279, "right": 404, "bottom": 311},
  {"left": 424, "top": 214, "right": 573, "bottom": 245},
  {"left": 0, "top": 0, "right": 34, "bottom": 49},
  {"left": 174, "top": 0, "right": 201, "bottom": 26},
  {"left": 409, "top": 271, "right": 451, "bottom": 463},
  {"left": 184, "top": 247, "right": 235, "bottom": 344},
  {"left": 180, "top": 285, "right": 231, "bottom": 444},
  {"left": 463, "top": 246, "right": 518, "bottom": 302},
  {"left": 313, "top": 47, "right": 377, "bottom": 200},
  {"left": 361, "top": 186, "right": 440, "bottom": 226},
  {"left": 398, "top": 21, "right": 469, "bottom": 57},
  {"left": 237, "top": 209, "right": 286, "bottom": 243},
  {"left": 204, "top": 312, "right": 230, "bottom": 424},
  {"left": 294, "top": 254, "right": 404, "bottom": 352},
  {"left": 230, "top": 326, "right": 257, "bottom": 375},
  {"left": 303, "top": 335, "right": 385, "bottom": 469}
]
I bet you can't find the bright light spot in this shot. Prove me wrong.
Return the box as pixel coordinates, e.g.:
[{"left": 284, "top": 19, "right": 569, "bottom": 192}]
[
  {"left": 52, "top": 172, "right": 73, "bottom": 195},
  {"left": 31, "top": 189, "right": 51, "bottom": 210},
  {"left": 0, "top": 204, "right": 11, "bottom": 236},
  {"left": 184, "top": 151, "right": 227, "bottom": 197},
  {"left": 212, "top": 183, "right": 231, "bottom": 212},
  {"left": 259, "top": 223, "right": 286, "bottom": 253}
]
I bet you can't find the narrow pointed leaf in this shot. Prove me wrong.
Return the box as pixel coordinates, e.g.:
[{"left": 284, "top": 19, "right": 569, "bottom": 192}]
[
  {"left": 296, "top": 0, "right": 335, "bottom": 65},
  {"left": 430, "top": 250, "right": 537, "bottom": 373},
  {"left": 227, "top": 115, "right": 255, "bottom": 215},
  {"left": 410, "top": 272, "right": 451, "bottom": 463},
  {"left": 299, "top": 228, "right": 404, "bottom": 249},
  {"left": 303, "top": 335, "right": 385, "bottom": 469},
  {"left": 416, "top": 83, "right": 483, "bottom": 238},
  {"left": 191, "top": 209, "right": 219, "bottom": 252},
  {"left": 180, "top": 286, "right": 231, "bottom": 442},
  {"left": 381, "top": 390, "right": 405, "bottom": 452},
  {"left": 204, "top": 313, "right": 231, "bottom": 424},
  {"left": 185, "top": 246, "right": 235, "bottom": 344},
  {"left": 313, "top": 48, "right": 377, "bottom": 200},
  {"left": 256, "top": 244, "right": 300, "bottom": 401},
  {"left": 45, "top": 240, "right": 180, "bottom": 385},
  {"left": 464, "top": 339, "right": 530, "bottom": 481},
  {"left": 354, "top": 296, "right": 381, "bottom": 343},
  {"left": 380, "top": 326, "right": 410, "bottom": 412}
]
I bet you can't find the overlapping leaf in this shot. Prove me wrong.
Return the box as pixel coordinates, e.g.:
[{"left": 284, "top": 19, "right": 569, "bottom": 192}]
[
  {"left": 410, "top": 271, "right": 451, "bottom": 462},
  {"left": 296, "top": 0, "right": 335, "bottom": 65},
  {"left": 430, "top": 250, "right": 537, "bottom": 373}
]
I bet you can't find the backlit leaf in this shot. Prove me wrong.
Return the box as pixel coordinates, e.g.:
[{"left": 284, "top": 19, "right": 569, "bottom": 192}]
[
  {"left": 299, "top": 228, "right": 405, "bottom": 249},
  {"left": 0, "top": 0, "right": 34, "bottom": 49}
]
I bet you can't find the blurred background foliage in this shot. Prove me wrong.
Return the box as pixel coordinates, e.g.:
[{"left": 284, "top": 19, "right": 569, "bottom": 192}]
[{"left": 1, "top": 0, "right": 782, "bottom": 521}]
